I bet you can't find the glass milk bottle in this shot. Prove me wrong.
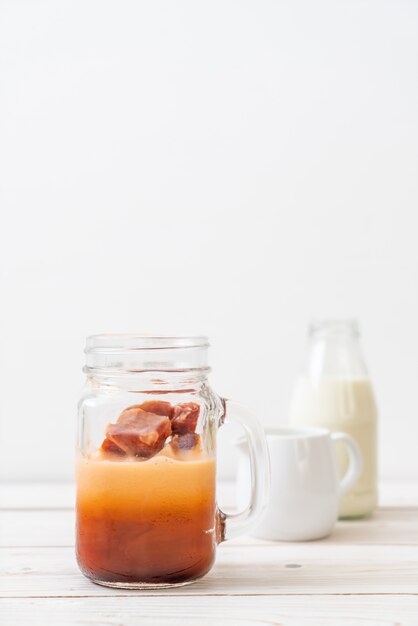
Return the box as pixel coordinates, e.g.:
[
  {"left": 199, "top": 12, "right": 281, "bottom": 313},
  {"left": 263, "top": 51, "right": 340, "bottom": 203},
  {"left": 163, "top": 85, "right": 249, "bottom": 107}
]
[{"left": 289, "top": 320, "right": 378, "bottom": 518}]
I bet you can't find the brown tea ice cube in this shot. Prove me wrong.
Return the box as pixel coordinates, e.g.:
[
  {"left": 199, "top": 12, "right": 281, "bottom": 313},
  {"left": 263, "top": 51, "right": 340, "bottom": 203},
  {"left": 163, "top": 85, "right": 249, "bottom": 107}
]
[
  {"left": 170, "top": 432, "right": 200, "bottom": 452},
  {"left": 100, "top": 437, "right": 126, "bottom": 457},
  {"left": 171, "top": 402, "right": 200, "bottom": 435},
  {"left": 107, "top": 407, "right": 172, "bottom": 458},
  {"left": 136, "top": 400, "right": 174, "bottom": 418}
]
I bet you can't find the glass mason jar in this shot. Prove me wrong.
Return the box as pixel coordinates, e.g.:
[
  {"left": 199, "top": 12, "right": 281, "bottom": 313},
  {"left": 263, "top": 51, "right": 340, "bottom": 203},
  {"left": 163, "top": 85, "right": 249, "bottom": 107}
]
[
  {"left": 76, "top": 335, "right": 269, "bottom": 589},
  {"left": 289, "top": 320, "right": 378, "bottom": 519}
]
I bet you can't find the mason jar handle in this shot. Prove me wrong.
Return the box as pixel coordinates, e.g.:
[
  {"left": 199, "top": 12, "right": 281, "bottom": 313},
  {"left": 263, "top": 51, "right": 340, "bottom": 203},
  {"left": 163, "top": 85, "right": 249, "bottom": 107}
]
[
  {"left": 330, "top": 431, "right": 363, "bottom": 496},
  {"left": 218, "top": 399, "right": 270, "bottom": 542}
]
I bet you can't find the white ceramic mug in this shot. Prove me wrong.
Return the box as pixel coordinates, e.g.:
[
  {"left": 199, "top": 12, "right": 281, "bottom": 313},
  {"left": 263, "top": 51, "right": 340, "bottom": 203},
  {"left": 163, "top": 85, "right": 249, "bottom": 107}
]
[{"left": 236, "top": 427, "right": 363, "bottom": 541}]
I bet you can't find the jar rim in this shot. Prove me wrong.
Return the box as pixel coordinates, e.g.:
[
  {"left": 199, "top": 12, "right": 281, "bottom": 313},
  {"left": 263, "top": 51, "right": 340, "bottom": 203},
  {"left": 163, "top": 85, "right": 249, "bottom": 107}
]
[
  {"left": 85, "top": 334, "right": 209, "bottom": 353},
  {"left": 84, "top": 334, "right": 210, "bottom": 376}
]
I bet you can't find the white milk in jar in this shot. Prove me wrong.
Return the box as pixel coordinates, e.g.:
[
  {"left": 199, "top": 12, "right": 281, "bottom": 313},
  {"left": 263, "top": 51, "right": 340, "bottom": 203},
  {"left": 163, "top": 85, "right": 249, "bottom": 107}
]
[{"left": 289, "top": 320, "right": 378, "bottom": 518}]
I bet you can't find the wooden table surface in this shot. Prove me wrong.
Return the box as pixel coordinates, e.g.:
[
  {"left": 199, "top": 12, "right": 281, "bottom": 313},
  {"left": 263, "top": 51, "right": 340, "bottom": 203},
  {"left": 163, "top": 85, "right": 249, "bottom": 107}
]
[{"left": 1, "top": 481, "right": 418, "bottom": 625}]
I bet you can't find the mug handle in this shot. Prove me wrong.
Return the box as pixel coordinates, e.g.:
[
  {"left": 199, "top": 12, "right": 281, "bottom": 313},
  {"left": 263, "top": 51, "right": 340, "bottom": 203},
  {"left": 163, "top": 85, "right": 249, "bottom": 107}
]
[
  {"left": 330, "top": 431, "right": 363, "bottom": 496},
  {"left": 217, "top": 399, "right": 270, "bottom": 541}
]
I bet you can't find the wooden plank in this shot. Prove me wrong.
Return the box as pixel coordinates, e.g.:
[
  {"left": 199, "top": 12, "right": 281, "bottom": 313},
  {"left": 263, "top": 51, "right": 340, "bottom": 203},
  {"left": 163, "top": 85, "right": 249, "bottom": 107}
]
[
  {"left": 1, "top": 507, "right": 418, "bottom": 548},
  {"left": 2, "top": 544, "right": 418, "bottom": 597},
  {"left": 1, "top": 595, "right": 418, "bottom": 626},
  {"left": 1, "top": 481, "right": 417, "bottom": 624}
]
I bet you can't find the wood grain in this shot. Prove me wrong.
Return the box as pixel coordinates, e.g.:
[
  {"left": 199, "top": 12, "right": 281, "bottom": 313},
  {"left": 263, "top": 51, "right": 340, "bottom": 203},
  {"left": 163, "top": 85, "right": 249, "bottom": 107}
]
[
  {"left": 1, "top": 596, "right": 418, "bottom": 626},
  {"left": 1, "top": 482, "right": 417, "bottom": 625},
  {"left": 2, "top": 543, "right": 418, "bottom": 597}
]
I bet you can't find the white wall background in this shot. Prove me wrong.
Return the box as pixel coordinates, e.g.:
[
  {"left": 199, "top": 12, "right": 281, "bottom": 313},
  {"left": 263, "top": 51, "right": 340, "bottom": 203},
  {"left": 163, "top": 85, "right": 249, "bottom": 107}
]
[{"left": 0, "top": 0, "right": 417, "bottom": 482}]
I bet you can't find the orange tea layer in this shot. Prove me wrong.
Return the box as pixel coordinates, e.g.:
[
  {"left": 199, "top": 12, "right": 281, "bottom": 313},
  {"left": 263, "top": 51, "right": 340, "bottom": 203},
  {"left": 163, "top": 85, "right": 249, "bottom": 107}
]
[{"left": 76, "top": 454, "right": 217, "bottom": 585}]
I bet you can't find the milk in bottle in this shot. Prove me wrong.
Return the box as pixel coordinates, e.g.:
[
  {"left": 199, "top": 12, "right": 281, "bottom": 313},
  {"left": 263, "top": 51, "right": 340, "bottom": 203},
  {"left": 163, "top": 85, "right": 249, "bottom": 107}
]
[{"left": 289, "top": 320, "right": 377, "bottom": 518}]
